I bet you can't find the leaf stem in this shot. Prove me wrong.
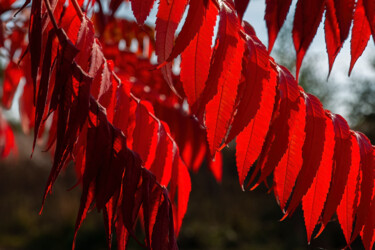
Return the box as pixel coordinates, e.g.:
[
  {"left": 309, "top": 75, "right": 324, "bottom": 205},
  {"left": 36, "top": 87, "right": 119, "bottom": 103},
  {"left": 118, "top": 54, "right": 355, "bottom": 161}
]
[
  {"left": 70, "top": 0, "right": 83, "bottom": 21},
  {"left": 43, "top": 0, "right": 58, "bottom": 30}
]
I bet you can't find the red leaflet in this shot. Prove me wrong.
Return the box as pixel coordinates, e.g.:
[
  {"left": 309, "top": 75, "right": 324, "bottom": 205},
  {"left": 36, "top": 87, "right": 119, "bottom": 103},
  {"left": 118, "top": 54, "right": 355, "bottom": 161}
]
[
  {"left": 155, "top": 0, "right": 188, "bottom": 95},
  {"left": 302, "top": 112, "right": 335, "bottom": 243},
  {"left": 325, "top": 0, "right": 355, "bottom": 73},
  {"left": 273, "top": 94, "right": 306, "bottom": 210},
  {"left": 337, "top": 133, "right": 361, "bottom": 245},
  {"left": 97, "top": 61, "right": 118, "bottom": 123},
  {"left": 180, "top": 0, "right": 218, "bottom": 107},
  {"left": 264, "top": 0, "right": 293, "bottom": 52},
  {"left": 293, "top": 0, "right": 325, "bottom": 79},
  {"left": 351, "top": 132, "right": 374, "bottom": 241},
  {"left": 318, "top": 113, "right": 352, "bottom": 235},
  {"left": 324, "top": 0, "right": 342, "bottom": 74},
  {"left": 129, "top": 0, "right": 156, "bottom": 25},
  {"left": 1, "top": 61, "right": 23, "bottom": 109},
  {"left": 333, "top": 0, "right": 355, "bottom": 42},
  {"left": 233, "top": 55, "right": 277, "bottom": 187},
  {"left": 33, "top": 29, "right": 55, "bottom": 152},
  {"left": 149, "top": 121, "right": 174, "bottom": 186},
  {"left": 194, "top": 3, "right": 242, "bottom": 115},
  {"left": 113, "top": 82, "right": 131, "bottom": 135},
  {"left": 151, "top": 191, "right": 177, "bottom": 250},
  {"left": 29, "top": 0, "right": 42, "bottom": 103},
  {"left": 284, "top": 93, "right": 328, "bottom": 217},
  {"left": 167, "top": 0, "right": 210, "bottom": 62},
  {"left": 363, "top": 0, "right": 375, "bottom": 40},
  {"left": 203, "top": 4, "right": 245, "bottom": 156},
  {"left": 349, "top": 0, "right": 371, "bottom": 75},
  {"left": 208, "top": 150, "right": 223, "bottom": 183},
  {"left": 132, "top": 102, "right": 158, "bottom": 169},
  {"left": 95, "top": 129, "right": 127, "bottom": 209},
  {"left": 75, "top": 16, "right": 95, "bottom": 72},
  {"left": 226, "top": 25, "right": 272, "bottom": 143},
  {"left": 253, "top": 66, "right": 302, "bottom": 189},
  {"left": 169, "top": 151, "right": 191, "bottom": 235},
  {"left": 360, "top": 177, "right": 375, "bottom": 250},
  {"left": 234, "top": 0, "right": 250, "bottom": 20}
]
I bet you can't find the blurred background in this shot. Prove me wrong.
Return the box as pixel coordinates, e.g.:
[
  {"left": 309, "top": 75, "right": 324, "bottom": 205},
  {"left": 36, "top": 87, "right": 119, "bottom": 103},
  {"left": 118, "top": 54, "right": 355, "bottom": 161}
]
[{"left": 1, "top": 0, "right": 375, "bottom": 249}]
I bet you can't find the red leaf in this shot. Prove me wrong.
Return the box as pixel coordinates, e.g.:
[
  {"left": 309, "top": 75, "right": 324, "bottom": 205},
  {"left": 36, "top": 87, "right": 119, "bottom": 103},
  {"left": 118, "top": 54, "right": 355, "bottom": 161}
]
[
  {"left": 129, "top": 0, "right": 156, "bottom": 25},
  {"left": 284, "top": 93, "right": 328, "bottom": 217},
  {"left": 203, "top": 3, "right": 245, "bottom": 156},
  {"left": 132, "top": 102, "right": 158, "bottom": 169},
  {"left": 363, "top": 0, "right": 375, "bottom": 41},
  {"left": 273, "top": 94, "right": 306, "bottom": 210},
  {"left": 75, "top": 16, "right": 95, "bottom": 72},
  {"left": 149, "top": 121, "right": 174, "bottom": 186},
  {"left": 318, "top": 113, "right": 352, "bottom": 235},
  {"left": 167, "top": 0, "right": 211, "bottom": 62},
  {"left": 29, "top": 0, "right": 42, "bottom": 103},
  {"left": 155, "top": 0, "right": 188, "bottom": 95},
  {"left": 337, "top": 132, "right": 361, "bottom": 245},
  {"left": 2, "top": 61, "right": 23, "bottom": 109},
  {"left": 252, "top": 66, "right": 302, "bottom": 190},
  {"left": 180, "top": 0, "right": 218, "bottom": 107},
  {"left": 151, "top": 192, "right": 177, "bottom": 250},
  {"left": 170, "top": 151, "right": 191, "bottom": 235},
  {"left": 226, "top": 26, "right": 273, "bottom": 143},
  {"left": 33, "top": 29, "right": 56, "bottom": 152},
  {"left": 324, "top": 0, "right": 342, "bottom": 74},
  {"left": 233, "top": 58, "right": 277, "bottom": 187},
  {"left": 194, "top": 3, "right": 243, "bottom": 115},
  {"left": 302, "top": 112, "right": 335, "bottom": 243},
  {"left": 351, "top": 132, "right": 374, "bottom": 241},
  {"left": 265, "top": 0, "right": 293, "bottom": 52},
  {"left": 208, "top": 150, "right": 223, "bottom": 183},
  {"left": 293, "top": 0, "right": 325, "bottom": 79},
  {"left": 234, "top": 0, "right": 250, "bottom": 20},
  {"left": 349, "top": 0, "right": 371, "bottom": 75},
  {"left": 360, "top": 176, "right": 375, "bottom": 250}
]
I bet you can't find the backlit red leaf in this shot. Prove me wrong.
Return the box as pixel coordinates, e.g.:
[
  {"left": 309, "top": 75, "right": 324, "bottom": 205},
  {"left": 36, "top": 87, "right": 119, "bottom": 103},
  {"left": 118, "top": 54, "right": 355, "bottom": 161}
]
[
  {"left": 337, "top": 132, "right": 361, "bottom": 245},
  {"left": 180, "top": 0, "right": 217, "bottom": 107},
  {"left": 265, "top": 0, "right": 293, "bottom": 52},
  {"left": 293, "top": 0, "right": 325, "bottom": 79},
  {"left": 349, "top": 0, "right": 371, "bottom": 75},
  {"left": 302, "top": 112, "right": 335, "bottom": 243}
]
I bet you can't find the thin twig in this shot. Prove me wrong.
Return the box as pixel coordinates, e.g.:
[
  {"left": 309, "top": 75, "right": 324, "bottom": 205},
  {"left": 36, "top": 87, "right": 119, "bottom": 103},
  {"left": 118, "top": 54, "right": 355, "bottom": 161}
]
[
  {"left": 70, "top": 0, "right": 83, "bottom": 21},
  {"left": 43, "top": 0, "right": 58, "bottom": 30}
]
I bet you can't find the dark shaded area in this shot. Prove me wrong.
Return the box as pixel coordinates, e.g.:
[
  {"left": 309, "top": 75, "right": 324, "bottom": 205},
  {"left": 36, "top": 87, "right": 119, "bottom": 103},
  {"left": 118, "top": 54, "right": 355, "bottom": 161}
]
[{"left": 0, "top": 135, "right": 367, "bottom": 249}]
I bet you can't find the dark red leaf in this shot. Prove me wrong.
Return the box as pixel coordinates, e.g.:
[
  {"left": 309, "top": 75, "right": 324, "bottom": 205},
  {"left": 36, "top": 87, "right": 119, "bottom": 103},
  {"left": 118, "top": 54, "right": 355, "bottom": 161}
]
[
  {"left": 130, "top": 0, "right": 156, "bottom": 25},
  {"left": 234, "top": 0, "right": 250, "bottom": 20}
]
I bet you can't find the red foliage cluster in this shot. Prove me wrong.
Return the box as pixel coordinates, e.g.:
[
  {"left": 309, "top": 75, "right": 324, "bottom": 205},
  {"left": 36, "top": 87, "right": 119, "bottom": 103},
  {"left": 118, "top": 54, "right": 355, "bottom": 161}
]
[{"left": 0, "top": 0, "right": 374, "bottom": 249}]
